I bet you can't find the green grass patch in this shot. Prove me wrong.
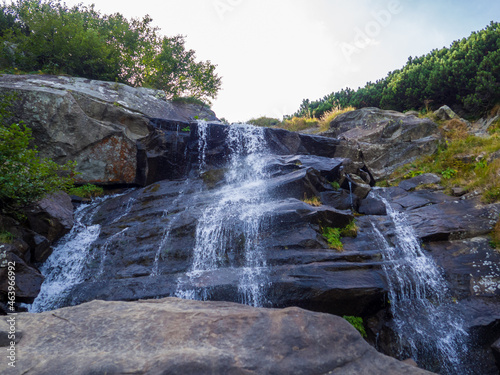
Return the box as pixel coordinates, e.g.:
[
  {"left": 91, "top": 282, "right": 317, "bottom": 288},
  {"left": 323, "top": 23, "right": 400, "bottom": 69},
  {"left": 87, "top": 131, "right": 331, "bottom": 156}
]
[
  {"left": 302, "top": 194, "right": 321, "bottom": 207},
  {"left": 322, "top": 227, "right": 343, "bottom": 250},
  {"left": 322, "top": 220, "right": 358, "bottom": 251},
  {"left": 67, "top": 184, "right": 104, "bottom": 199},
  {"left": 340, "top": 220, "right": 358, "bottom": 238},
  {"left": 390, "top": 134, "right": 500, "bottom": 202}
]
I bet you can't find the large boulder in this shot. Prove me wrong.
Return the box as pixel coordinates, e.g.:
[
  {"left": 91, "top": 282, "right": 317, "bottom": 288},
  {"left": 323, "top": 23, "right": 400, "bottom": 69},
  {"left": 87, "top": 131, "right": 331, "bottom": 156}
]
[
  {"left": 321, "top": 108, "right": 441, "bottom": 180},
  {"left": 0, "top": 74, "right": 217, "bottom": 185},
  {"left": 2, "top": 297, "right": 435, "bottom": 375}
]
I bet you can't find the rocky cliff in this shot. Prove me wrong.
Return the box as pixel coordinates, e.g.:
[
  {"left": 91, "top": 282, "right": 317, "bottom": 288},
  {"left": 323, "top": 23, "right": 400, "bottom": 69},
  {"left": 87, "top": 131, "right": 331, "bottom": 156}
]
[{"left": 1, "top": 75, "right": 500, "bottom": 374}]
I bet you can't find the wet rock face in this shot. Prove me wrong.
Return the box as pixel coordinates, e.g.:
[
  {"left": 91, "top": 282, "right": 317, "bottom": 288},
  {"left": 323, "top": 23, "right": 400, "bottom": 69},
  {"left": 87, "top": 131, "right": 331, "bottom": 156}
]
[
  {"left": 0, "top": 192, "right": 75, "bottom": 306},
  {"left": 2, "top": 298, "right": 435, "bottom": 375},
  {"left": 44, "top": 152, "right": 386, "bottom": 317}
]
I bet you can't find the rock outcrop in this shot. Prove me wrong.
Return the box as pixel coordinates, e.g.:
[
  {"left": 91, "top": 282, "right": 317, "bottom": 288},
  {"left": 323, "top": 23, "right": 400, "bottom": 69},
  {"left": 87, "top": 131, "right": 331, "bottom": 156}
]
[
  {"left": 1, "top": 297, "right": 434, "bottom": 375},
  {"left": 321, "top": 107, "right": 441, "bottom": 180},
  {"left": 0, "top": 74, "right": 217, "bottom": 185}
]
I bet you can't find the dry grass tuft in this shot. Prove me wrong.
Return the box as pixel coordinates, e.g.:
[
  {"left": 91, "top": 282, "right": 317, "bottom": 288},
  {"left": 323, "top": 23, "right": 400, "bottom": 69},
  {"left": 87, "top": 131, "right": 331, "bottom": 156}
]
[{"left": 318, "top": 106, "right": 356, "bottom": 133}]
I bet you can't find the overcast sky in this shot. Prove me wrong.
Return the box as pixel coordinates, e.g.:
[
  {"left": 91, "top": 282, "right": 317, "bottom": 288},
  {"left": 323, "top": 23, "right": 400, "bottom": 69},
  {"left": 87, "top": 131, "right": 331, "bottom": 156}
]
[{"left": 26, "top": 0, "right": 500, "bottom": 121}]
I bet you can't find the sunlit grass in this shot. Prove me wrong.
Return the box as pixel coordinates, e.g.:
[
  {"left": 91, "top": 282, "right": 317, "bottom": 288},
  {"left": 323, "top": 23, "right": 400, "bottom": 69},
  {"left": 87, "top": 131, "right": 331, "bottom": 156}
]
[
  {"left": 318, "top": 106, "right": 356, "bottom": 133},
  {"left": 390, "top": 132, "right": 500, "bottom": 203}
]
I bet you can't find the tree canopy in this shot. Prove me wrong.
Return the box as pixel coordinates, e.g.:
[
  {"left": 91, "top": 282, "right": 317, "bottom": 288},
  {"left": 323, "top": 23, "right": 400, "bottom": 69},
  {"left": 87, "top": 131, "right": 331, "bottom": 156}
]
[
  {"left": 0, "top": 0, "right": 221, "bottom": 102},
  {"left": 290, "top": 22, "right": 500, "bottom": 119}
]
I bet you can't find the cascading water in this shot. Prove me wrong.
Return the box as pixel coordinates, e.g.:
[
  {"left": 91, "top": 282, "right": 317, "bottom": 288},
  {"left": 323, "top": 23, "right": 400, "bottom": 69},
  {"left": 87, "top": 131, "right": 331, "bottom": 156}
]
[
  {"left": 175, "top": 122, "right": 272, "bottom": 307},
  {"left": 30, "top": 198, "right": 105, "bottom": 312},
  {"left": 371, "top": 192, "right": 471, "bottom": 374}
]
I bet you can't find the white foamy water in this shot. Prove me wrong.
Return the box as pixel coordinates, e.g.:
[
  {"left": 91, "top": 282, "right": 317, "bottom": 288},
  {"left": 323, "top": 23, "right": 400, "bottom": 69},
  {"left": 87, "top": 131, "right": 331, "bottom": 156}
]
[
  {"left": 372, "top": 192, "right": 470, "bottom": 374},
  {"left": 175, "top": 123, "right": 272, "bottom": 307}
]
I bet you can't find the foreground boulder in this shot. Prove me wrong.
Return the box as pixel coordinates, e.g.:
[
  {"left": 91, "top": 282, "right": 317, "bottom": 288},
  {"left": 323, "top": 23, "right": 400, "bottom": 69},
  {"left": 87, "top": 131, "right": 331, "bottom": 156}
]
[
  {"left": 2, "top": 297, "right": 434, "bottom": 375},
  {"left": 321, "top": 107, "right": 441, "bottom": 180}
]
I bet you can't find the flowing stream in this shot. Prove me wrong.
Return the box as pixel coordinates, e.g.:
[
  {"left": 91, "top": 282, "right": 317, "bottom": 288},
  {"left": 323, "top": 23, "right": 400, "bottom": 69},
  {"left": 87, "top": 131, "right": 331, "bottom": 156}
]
[{"left": 372, "top": 192, "right": 471, "bottom": 374}]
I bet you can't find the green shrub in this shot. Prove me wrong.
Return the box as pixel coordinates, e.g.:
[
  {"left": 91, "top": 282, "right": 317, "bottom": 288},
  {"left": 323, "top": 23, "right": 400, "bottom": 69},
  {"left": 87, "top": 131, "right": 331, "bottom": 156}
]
[
  {"left": 67, "top": 184, "right": 103, "bottom": 199},
  {"left": 343, "top": 315, "right": 367, "bottom": 338},
  {"left": 0, "top": 94, "right": 76, "bottom": 208},
  {"left": 329, "top": 181, "right": 340, "bottom": 190}
]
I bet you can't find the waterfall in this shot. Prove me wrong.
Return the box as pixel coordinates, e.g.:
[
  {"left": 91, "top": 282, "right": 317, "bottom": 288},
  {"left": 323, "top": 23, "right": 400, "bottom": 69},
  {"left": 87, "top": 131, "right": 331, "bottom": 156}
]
[
  {"left": 175, "top": 123, "right": 271, "bottom": 307},
  {"left": 30, "top": 199, "right": 103, "bottom": 312},
  {"left": 372, "top": 192, "right": 471, "bottom": 374},
  {"left": 29, "top": 192, "right": 133, "bottom": 313}
]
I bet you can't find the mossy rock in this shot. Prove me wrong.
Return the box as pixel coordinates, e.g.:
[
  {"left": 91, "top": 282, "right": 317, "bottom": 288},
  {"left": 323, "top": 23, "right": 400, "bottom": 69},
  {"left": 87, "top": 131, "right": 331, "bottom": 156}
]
[{"left": 201, "top": 168, "right": 227, "bottom": 189}]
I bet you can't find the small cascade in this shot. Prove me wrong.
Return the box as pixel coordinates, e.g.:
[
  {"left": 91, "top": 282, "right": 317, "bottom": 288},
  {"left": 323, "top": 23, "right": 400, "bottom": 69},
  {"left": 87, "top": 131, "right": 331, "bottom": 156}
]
[
  {"left": 30, "top": 199, "right": 104, "bottom": 312},
  {"left": 175, "top": 123, "right": 271, "bottom": 307},
  {"left": 348, "top": 179, "right": 354, "bottom": 211},
  {"left": 372, "top": 192, "right": 471, "bottom": 374},
  {"left": 30, "top": 192, "right": 132, "bottom": 313}
]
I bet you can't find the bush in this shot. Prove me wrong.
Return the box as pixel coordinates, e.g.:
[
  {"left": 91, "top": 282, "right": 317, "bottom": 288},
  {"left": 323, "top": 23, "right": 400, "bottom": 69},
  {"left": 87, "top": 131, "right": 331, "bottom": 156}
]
[
  {"left": 0, "top": 94, "right": 76, "bottom": 208},
  {"left": 318, "top": 106, "right": 355, "bottom": 132},
  {"left": 0, "top": 0, "right": 221, "bottom": 102},
  {"left": 278, "top": 117, "right": 318, "bottom": 132}
]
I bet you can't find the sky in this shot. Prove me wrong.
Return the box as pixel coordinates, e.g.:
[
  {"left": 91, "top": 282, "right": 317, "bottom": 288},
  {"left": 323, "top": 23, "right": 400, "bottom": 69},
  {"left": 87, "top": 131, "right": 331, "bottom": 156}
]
[{"left": 20, "top": 0, "right": 500, "bottom": 122}]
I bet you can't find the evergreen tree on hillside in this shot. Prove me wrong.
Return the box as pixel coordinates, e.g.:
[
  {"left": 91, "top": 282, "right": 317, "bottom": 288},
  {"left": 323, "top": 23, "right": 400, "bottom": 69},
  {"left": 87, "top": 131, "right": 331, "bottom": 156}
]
[{"left": 290, "top": 21, "right": 500, "bottom": 118}]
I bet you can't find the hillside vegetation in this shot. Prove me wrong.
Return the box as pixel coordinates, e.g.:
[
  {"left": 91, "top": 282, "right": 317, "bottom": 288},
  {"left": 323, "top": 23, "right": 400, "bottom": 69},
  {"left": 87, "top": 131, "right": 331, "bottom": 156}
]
[
  {"left": 0, "top": 0, "right": 221, "bottom": 102},
  {"left": 290, "top": 22, "right": 500, "bottom": 119}
]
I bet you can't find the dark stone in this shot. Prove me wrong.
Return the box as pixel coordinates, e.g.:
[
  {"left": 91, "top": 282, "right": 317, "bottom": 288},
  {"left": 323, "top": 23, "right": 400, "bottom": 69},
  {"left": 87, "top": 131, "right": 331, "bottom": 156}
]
[
  {"left": 359, "top": 196, "right": 387, "bottom": 215},
  {"left": 24, "top": 191, "right": 74, "bottom": 243},
  {"left": 398, "top": 173, "right": 442, "bottom": 191},
  {"left": 0, "top": 247, "right": 43, "bottom": 302},
  {"left": 493, "top": 337, "right": 500, "bottom": 372},
  {"left": 405, "top": 199, "right": 500, "bottom": 241}
]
